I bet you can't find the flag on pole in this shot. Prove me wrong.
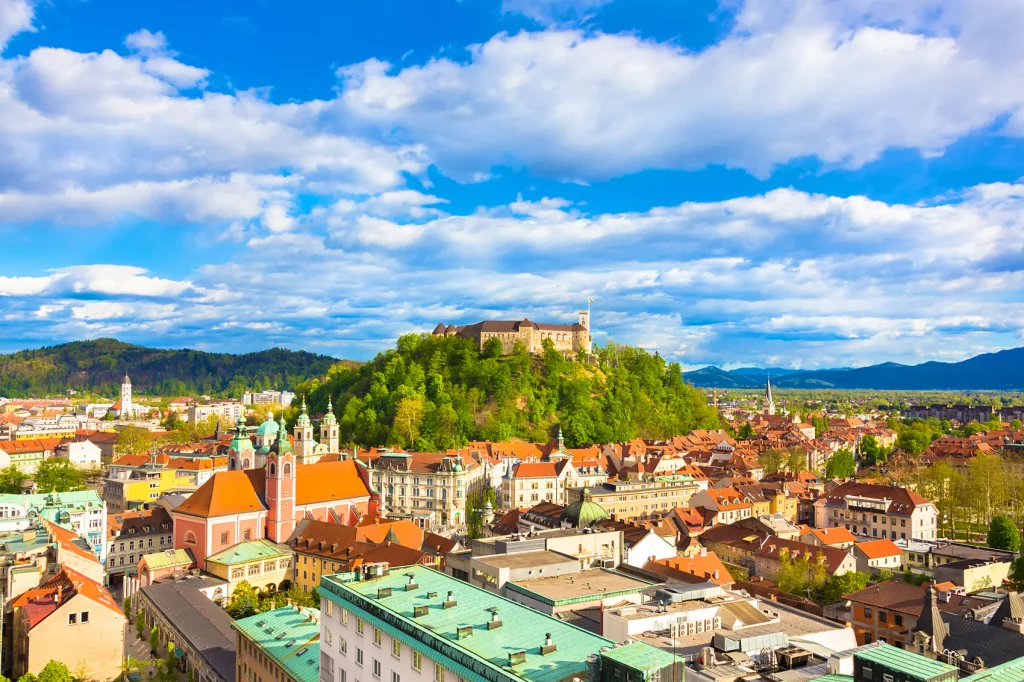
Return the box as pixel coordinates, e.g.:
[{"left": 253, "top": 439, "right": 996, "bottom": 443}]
[{"left": 588, "top": 297, "right": 595, "bottom": 303}]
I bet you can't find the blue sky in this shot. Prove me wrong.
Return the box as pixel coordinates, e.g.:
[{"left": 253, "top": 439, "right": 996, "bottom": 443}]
[{"left": 1, "top": 0, "right": 1024, "bottom": 369}]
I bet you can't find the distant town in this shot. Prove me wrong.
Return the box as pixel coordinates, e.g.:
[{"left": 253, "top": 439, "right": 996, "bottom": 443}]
[{"left": 0, "top": 329, "right": 1023, "bottom": 682}]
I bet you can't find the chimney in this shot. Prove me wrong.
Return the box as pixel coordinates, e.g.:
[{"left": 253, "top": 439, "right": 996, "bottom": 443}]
[
  {"left": 541, "top": 633, "right": 557, "bottom": 655},
  {"left": 700, "top": 547, "right": 708, "bottom": 557}
]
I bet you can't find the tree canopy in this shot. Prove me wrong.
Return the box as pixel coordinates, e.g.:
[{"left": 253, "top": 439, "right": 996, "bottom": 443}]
[
  {"left": 293, "top": 335, "right": 722, "bottom": 450},
  {"left": 33, "top": 458, "right": 85, "bottom": 493},
  {"left": 825, "top": 447, "right": 856, "bottom": 479},
  {"left": 988, "top": 515, "right": 1022, "bottom": 551}
]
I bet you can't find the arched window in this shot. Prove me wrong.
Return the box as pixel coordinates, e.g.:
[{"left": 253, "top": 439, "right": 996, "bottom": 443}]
[
  {"left": 269, "top": 462, "right": 277, "bottom": 476},
  {"left": 183, "top": 531, "right": 197, "bottom": 545},
  {"left": 284, "top": 462, "right": 292, "bottom": 476},
  {"left": 229, "top": 458, "right": 236, "bottom": 470},
  {"left": 242, "top": 458, "right": 251, "bottom": 469}
]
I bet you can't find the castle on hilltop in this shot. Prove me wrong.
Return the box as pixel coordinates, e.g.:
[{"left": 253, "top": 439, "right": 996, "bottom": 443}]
[{"left": 432, "top": 310, "right": 592, "bottom": 355}]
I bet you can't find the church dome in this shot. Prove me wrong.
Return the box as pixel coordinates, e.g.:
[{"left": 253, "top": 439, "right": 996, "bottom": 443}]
[
  {"left": 256, "top": 412, "right": 279, "bottom": 436},
  {"left": 560, "top": 489, "right": 610, "bottom": 528}
]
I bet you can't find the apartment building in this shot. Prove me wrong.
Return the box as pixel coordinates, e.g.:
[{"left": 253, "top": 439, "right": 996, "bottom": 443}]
[
  {"left": 814, "top": 481, "right": 938, "bottom": 541},
  {"left": 0, "top": 491, "right": 107, "bottom": 561},
  {"left": 565, "top": 474, "right": 700, "bottom": 522},
  {"left": 235, "top": 606, "right": 319, "bottom": 682},
  {"left": 364, "top": 451, "right": 488, "bottom": 528},
  {"left": 105, "top": 507, "right": 173, "bottom": 583},
  {"left": 188, "top": 401, "right": 244, "bottom": 425},
  {"left": 502, "top": 458, "right": 607, "bottom": 507},
  {"left": 317, "top": 564, "right": 673, "bottom": 682}
]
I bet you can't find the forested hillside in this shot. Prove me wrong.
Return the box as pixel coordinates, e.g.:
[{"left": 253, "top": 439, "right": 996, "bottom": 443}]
[
  {"left": 293, "top": 334, "right": 722, "bottom": 450},
  {"left": 0, "top": 339, "right": 341, "bottom": 397}
]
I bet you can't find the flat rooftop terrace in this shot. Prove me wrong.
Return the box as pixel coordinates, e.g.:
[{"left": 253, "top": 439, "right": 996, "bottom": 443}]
[
  {"left": 508, "top": 570, "right": 654, "bottom": 605},
  {"left": 473, "top": 550, "right": 575, "bottom": 570}
]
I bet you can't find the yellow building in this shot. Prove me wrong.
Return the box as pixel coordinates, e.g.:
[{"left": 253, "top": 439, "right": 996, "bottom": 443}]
[
  {"left": 566, "top": 475, "right": 701, "bottom": 521},
  {"left": 10, "top": 567, "right": 125, "bottom": 681},
  {"left": 205, "top": 539, "right": 293, "bottom": 597},
  {"left": 103, "top": 465, "right": 196, "bottom": 513}
]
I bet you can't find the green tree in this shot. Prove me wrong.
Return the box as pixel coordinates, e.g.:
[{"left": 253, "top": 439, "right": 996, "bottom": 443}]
[
  {"left": 813, "top": 571, "right": 870, "bottom": 605},
  {"left": 1010, "top": 556, "right": 1024, "bottom": 590},
  {"left": 811, "top": 416, "right": 830, "bottom": 438},
  {"left": 1012, "top": 419, "right": 1023, "bottom": 430},
  {"left": 758, "top": 450, "right": 786, "bottom": 476},
  {"left": 226, "top": 580, "right": 260, "bottom": 619},
  {"left": 737, "top": 422, "right": 754, "bottom": 439},
  {"left": 123, "top": 596, "right": 132, "bottom": 620},
  {"left": 116, "top": 425, "right": 154, "bottom": 456},
  {"left": 136, "top": 610, "right": 146, "bottom": 640},
  {"left": 38, "top": 661, "right": 72, "bottom": 682},
  {"left": 17, "top": 674, "right": 38, "bottom": 682},
  {"left": 0, "top": 464, "right": 27, "bottom": 494},
  {"left": 482, "top": 337, "right": 504, "bottom": 359},
  {"left": 786, "top": 449, "right": 807, "bottom": 473},
  {"left": 825, "top": 448, "right": 856, "bottom": 479},
  {"left": 860, "top": 435, "right": 880, "bottom": 466},
  {"left": 988, "top": 515, "right": 1022, "bottom": 551},
  {"left": 149, "top": 625, "right": 160, "bottom": 655},
  {"left": 895, "top": 428, "right": 931, "bottom": 456},
  {"left": 33, "top": 458, "right": 85, "bottom": 492}
]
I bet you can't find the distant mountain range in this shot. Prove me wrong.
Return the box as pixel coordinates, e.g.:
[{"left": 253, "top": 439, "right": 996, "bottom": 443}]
[
  {"left": 0, "top": 338, "right": 345, "bottom": 398},
  {"left": 684, "top": 347, "right": 1024, "bottom": 390}
]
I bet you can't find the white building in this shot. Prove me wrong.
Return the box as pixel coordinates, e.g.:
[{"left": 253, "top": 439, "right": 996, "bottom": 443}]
[
  {"left": 623, "top": 529, "right": 677, "bottom": 568},
  {"left": 814, "top": 481, "right": 938, "bottom": 541},
  {"left": 242, "top": 390, "right": 295, "bottom": 406},
  {"left": 187, "top": 401, "right": 244, "bottom": 425},
  {"left": 55, "top": 440, "right": 102, "bottom": 469}
]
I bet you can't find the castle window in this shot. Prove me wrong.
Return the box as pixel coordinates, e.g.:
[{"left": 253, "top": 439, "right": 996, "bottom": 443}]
[
  {"left": 270, "top": 463, "right": 277, "bottom": 475},
  {"left": 284, "top": 463, "right": 292, "bottom": 476}
]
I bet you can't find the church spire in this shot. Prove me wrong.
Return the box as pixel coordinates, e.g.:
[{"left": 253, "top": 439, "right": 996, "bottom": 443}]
[{"left": 764, "top": 375, "right": 776, "bottom": 416}]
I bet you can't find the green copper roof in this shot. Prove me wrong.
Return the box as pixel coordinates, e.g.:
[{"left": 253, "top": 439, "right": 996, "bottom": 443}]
[
  {"left": 272, "top": 421, "right": 292, "bottom": 455},
  {"left": 322, "top": 398, "right": 337, "bottom": 425},
  {"left": 810, "top": 676, "right": 854, "bottom": 682},
  {"left": 561, "top": 490, "right": 610, "bottom": 527},
  {"left": 856, "top": 644, "right": 956, "bottom": 682},
  {"left": 962, "top": 656, "right": 1024, "bottom": 682},
  {"left": 320, "top": 564, "right": 615, "bottom": 682},
  {"left": 141, "top": 548, "right": 193, "bottom": 570},
  {"left": 206, "top": 539, "right": 289, "bottom": 566},
  {"left": 601, "top": 641, "right": 677, "bottom": 672},
  {"left": 230, "top": 416, "right": 254, "bottom": 452},
  {"left": 234, "top": 606, "right": 321, "bottom": 682},
  {"left": 256, "top": 413, "right": 279, "bottom": 435}
]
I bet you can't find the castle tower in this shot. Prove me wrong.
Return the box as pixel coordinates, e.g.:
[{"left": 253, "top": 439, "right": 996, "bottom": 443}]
[
  {"left": 120, "top": 373, "right": 133, "bottom": 418},
  {"left": 764, "top": 376, "right": 776, "bottom": 416},
  {"left": 266, "top": 421, "right": 296, "bottom": 543},
  {"left": 320, "top": 397, "right": 339, "bottom": 453},
  {"left": 228, "top": 416, "right": 255, "bottom": 470},
  {"left": 293, "top": 398, "right": 315, "bottom": 463}
]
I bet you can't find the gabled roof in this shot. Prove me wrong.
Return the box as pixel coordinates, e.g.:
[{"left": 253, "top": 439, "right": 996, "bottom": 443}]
[
  {"left": 801, "top": 526, "right": 856, "bottom": 545},
  {"left": 512, "top": 462, "right": 559, "bottom": 478},
  {"left": 644, "top": 552, "right": 732, "bottom": 586},
  {"left": 13, "top": 565, "right": 122, "bottom": 628},
  {"left": 756, "top": 536, "right": 852, "bottom": 575},
  {"left": 174, "top": 470, "right": 266, "bottom": 518},
  {"left": 854, "top": 539, "right": 902, "bottom": 559}
]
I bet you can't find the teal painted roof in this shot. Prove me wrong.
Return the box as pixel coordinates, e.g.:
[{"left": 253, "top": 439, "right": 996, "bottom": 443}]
[
  {"left": 141, "top": 548, "right": 193, "bottom": 570},
  {"left": 321, "top": 565, "right": 615, "bottom": 682},
  {"left": 962, "top": 657, "right": 1024, "bottom": 682},
  {"left": 256, "top": 415, "right": 279, "bottom": 435},
  {"left": 561, "top": 491, "right": 610, "bottom": 527},
  {"left": 810, "top": 676, "right": 855, "bottom": 682},
  {"left": 601, "top": 641, "right": 677, "bottom": 672},
  {"left": 856, "top": 644, "right": 956, "bottom": 681},
  {"left": 234, "top": 606, "right": 321, "bottom": 682},
  {"left": 0, "top": 490, "right": 104, "bottom": 512},
  {"left": 207, "top": 539, "right": 288, "bottom": 565}
]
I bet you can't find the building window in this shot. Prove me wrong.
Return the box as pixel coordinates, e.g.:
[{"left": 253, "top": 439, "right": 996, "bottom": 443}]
[
  {"left": 374, "top": 628, "right": 381, "bottom": 646},
  {"left": 244, "top": 529, "right": 252, "bottom": 541},
  {"left": 356, "top": 649, "right": 363, "bottom": 666},
  {"left": 413, "top": 652, "right": 422, "bottom": 671},
  {"left": 373, "top": 660, "right": 381, "bottom": 678},
  {"left": 68, "top": 613, "right": 78, "bottom": 625},
  {"left": 392, "top": 639, "right": 401, "bottom": 658},
  {"left": 864, "top": 607, "right": 872, "bottom": 618},
  {"left": 392, "top": 674, "right": 401, "bottom": 682},
  {"left": 342, "top": 609, "right": 349, "bottom": 625},
  {"left": 435, "top": 664, "right": 444, "bottom": 682},
  {"left": 357, "top": 619, "right": 364, "bottom": 634},
  {"left": 341, "top": 638, "right": 347, "bottom": 654},
  {"left": 221, "top": 532, "right": 229, "bottom": 544}
]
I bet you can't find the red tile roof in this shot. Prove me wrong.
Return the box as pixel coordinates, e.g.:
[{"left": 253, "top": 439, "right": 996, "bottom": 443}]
[{"left": 855, "top": 539, "right": 903, "bottom": 559}]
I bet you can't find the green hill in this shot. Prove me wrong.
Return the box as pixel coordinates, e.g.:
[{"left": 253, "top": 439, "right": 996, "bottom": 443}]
[
  {"left": 0, "top": 338, "right": 342, "bottom": 398},
  {"left": 293, "top": 334, "right": 721, "bottom": 449}
]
